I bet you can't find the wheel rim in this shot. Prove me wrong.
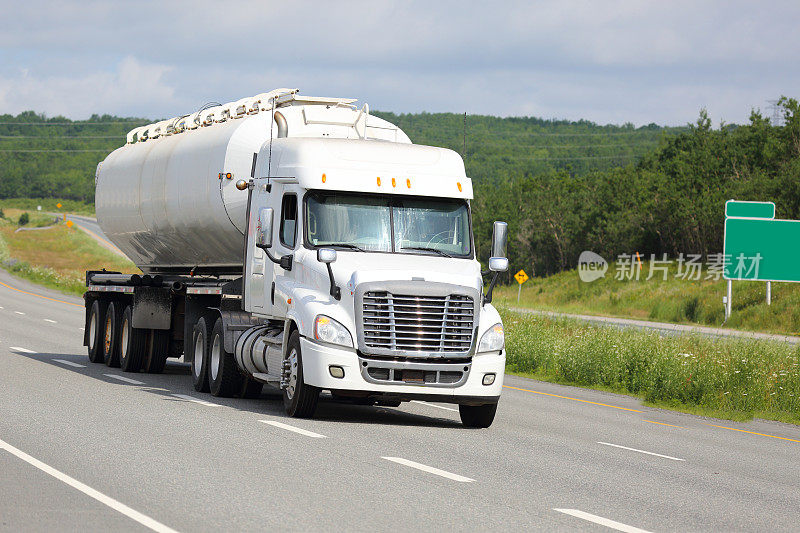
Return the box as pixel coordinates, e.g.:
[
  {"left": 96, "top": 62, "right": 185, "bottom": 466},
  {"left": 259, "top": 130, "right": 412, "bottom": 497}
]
[
  {"left": 193, "top": 331, "right": 204, "bottom": 378},
  {"left": 121, "top": 317, "right": 129, "bottom": 360},
  {"left": 210, "top": 334, "right": 221, "bottom": 382},
  {"left": 89, "top": 308, "right": 97, "bottom": 350},
  {"left": 285, "top": 348, "right": 298, "bottom": 400},
  {"left": 104, "top": 314, "right": 113, "bottom": 354}
]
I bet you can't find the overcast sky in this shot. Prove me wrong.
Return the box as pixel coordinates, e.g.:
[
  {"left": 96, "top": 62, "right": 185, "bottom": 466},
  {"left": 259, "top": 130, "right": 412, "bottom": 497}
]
[{"left": 1, "top": 0, "right": 798, "bottom": 126}]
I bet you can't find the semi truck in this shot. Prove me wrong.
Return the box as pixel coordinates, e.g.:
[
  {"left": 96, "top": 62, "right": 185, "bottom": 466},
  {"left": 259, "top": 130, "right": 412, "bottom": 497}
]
[{"left": 83, "top": 88, "right": 509, "bottom": 428}]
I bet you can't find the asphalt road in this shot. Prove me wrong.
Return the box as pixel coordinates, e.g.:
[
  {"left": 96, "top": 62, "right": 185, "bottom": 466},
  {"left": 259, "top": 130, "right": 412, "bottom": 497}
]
[
  {"left": 56, "top": 213, "right": 126, "bottom": 258},
  {"left": 2, "top": 269, "right": 800, "bottom": 532}
]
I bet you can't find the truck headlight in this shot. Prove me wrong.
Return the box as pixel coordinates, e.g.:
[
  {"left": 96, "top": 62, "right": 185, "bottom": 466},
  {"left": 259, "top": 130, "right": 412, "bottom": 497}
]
[
  {"left": 314, "top": 315, "right": 353, "bottom": 348},
  {"left": 478, "top": 323, "right": 504, "bottom": 353}
]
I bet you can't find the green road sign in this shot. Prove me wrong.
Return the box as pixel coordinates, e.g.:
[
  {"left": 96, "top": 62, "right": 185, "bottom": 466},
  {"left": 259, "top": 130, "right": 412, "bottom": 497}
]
[
  {"left": 724, "top": 200, "right": 800, "bottom": 282},
  {"left": 725, "top": 200, "right": 775, "bottom": 219}
]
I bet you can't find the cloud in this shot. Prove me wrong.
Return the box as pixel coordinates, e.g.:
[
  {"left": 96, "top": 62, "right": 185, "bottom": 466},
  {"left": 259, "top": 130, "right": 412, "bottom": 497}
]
[
  {"left": 0, "top": 56, "right": 176, "bottom": 118},
  {"left": 1, "top": 0, "right": 799, "bottom": 124}
]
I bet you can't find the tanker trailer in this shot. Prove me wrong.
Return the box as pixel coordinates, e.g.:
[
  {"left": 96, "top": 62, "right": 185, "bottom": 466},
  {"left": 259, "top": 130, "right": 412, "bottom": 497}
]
[{"left": 83, "top": 88, "right": 510, "bottom": 427}]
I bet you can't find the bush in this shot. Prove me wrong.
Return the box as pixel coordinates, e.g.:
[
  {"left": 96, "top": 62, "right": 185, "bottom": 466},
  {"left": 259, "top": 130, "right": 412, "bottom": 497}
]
[
  {"left": 0, "top": 207, "right": 4, "bottom": 219},
  {"left": 17, "top": 212, "right": 29, "bottom": 226}
]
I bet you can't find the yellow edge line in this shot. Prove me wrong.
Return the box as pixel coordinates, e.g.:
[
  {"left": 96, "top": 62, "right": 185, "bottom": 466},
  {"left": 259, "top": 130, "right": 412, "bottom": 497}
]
[
  {"left": 644, "top": 419, "right": 685, "bottom": 429},
  {"left": 0, "top": 280, "right": 82, "bottom": 308},
  {"left": 502, "top": 385, "right": 642, "bottom": 412},
  {"left": 707, "top": 424, "right": 800, "bottom": 443}
]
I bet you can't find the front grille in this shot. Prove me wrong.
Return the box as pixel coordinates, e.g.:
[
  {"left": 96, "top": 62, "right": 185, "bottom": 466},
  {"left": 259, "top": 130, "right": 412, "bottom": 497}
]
[{"left": 361, "top": 291, "right": 474, "bottom": 354}]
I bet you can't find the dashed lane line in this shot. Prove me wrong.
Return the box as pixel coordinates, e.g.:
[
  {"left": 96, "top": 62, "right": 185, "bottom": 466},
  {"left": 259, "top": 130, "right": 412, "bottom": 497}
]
[
  {"left": 43, "top": 318, "right": 57, "bottom": 324},
  {"left": 14, "top": 311, "right": 25, "bottom": 315},
  {"left": 260, "top": 420, "right": 327, "bottom": 438},
  {"left": 55, "top": 359, "right": 86, "bottom": 368},
  {"left": 382, "top": 457, "right": 474, "bottom": 482},
  {"left": 554, "top": 509, "right": 651, "bottom": 533},
  {"left": 409, "top": 400, "right": 458, "bottom": 412},
  {"left": 170, "top": 394, "right": 221, "bottom": 407},
  {"left": 9, "top": 346, "right": 36, "bottom": 353},
  {"left": 598, "top": 442, "right": 685, "bottom": 462},
  {"left": 0, "top": 437, "right": 180, "bottom": 533},
  {"left": 104, "top": 374, "right": 145, "bottom": 386}
]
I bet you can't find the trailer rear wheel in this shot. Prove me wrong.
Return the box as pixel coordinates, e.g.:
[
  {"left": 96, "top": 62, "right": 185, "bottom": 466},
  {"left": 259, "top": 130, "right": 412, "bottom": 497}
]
[
  {"left": 209, "top": 318, "right": 243, "bottom": 397},
  {"left": 458, "top": 403, "right": 498, "bottom": 428},
  {"left": 119, "top": 306, "right": 146, "bottom": 372},
  {"left": 283, "top": 331, "right": 319, "bottom": 418},
  {"left": 87, "top": 300, "right": 107, "bottom": 363},
  {"left": 143, "top": 329, "right": 169, "bottom": 374},
  {"left": 191, "top": 317, "right": 211, "bottom": 392},
  {"left": 102, "top": 301, "right": 123, "bottom": 368}
]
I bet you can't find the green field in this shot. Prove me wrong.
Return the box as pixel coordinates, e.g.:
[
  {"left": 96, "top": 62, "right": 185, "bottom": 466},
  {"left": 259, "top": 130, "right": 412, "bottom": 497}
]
[
  {"left": 0, "top": 208, "right": 136, "bottom": 296},
  {"left": 501, "top": 308, "right": 800, "bottom": 424},
  {"left": 495, "top": 261, "right": 800, "bottom": 336}
]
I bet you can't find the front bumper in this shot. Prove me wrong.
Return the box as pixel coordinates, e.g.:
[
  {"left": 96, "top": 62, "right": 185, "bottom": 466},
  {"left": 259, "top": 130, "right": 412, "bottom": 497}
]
[{"left": 300, "top": 337, "right": 505, "bottom": 404}]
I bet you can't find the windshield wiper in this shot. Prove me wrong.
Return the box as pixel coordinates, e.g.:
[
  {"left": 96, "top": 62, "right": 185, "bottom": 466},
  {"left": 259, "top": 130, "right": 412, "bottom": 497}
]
[
  {"left": 400, "top": 246, "right": 452, "bottom": 258},
  {"left": 325, "top": 243, "right": 366, "bottom": 252}
]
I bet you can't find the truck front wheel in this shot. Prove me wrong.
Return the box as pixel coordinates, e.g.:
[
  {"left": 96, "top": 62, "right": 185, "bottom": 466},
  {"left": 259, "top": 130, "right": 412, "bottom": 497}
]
[
  {"left": 459, "top": 403, "right": 498, "bottom": 428},
  {"left": 283, "top": 331, "right": 319, "bottom": 418}
]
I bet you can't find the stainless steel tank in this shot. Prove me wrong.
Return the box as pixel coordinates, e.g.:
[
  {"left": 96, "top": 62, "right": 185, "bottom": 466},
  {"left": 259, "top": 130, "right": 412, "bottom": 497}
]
[{"left": 96, "top": 114, "right": 271, "bottom": 273}]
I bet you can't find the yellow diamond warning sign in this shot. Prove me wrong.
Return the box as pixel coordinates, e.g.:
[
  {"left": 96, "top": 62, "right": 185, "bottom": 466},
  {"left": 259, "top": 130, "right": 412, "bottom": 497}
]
[{"left": 514, "top": 269, "right": 529, "bottom": 284}]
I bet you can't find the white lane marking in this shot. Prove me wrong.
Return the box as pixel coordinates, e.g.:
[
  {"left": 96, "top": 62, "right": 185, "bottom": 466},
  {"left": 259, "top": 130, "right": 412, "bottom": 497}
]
[
  {"left": 382, "top": 457, "right": 474, "bottom": 482},
  {"left": 55, "top": 359, "right": 86, "bottom": 368},
  {"left": 554, "top": 509, "right": 652, "bottom": 533},
  {"left": 598, "top": 441, "right": 685, "bottom": 462},
  {"left": 43, "top": 318, "right": 57, "bottom": 324},
  {"left": 0, "top": 305, "right": 4, "bottom": 309},
  {"left": 0, "top": 437, "right": 179, "bottom": 533},
  {"left": 104, "top": 374, "right": 145, "bottom": 386},
  {"left": 9, "top": 346, "right": 36, "bottom": 353},
  {"left": 14, "top": 311, "right": 25, "bottom": 315},
  {"left": 260, "top": 420, "right": 327, "bottom": 438},
  {"left": 171, "top": 394, "right": 220, "bottom": 407},
  {"left": 410, "top": 400, "right": 458, "bottom": 412}
]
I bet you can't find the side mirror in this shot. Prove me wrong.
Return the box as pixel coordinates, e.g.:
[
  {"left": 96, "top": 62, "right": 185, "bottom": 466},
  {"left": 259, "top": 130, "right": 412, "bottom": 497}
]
[
  {"left": 491, "top": 221, "right": 508, "bottom": 258},
  {"left": 488, "top": 257, "right": 509, "bottom": 272},
  {"left": 317, "top": 248, "right": 337, "bottom": 264},
  {"left": 256, "top": 207, "right": 273, "bottom": 249}
]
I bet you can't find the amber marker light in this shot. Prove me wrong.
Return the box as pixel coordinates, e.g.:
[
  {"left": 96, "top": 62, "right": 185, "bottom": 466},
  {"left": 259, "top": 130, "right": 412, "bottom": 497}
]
[
  {"left": 457, "top": 182, "right": 462, "bottom": 192},
  {"left": 377, "top": 177, "right": 382, "bottom": 186},
  {"left": 391, "top": 178, "right": 396, "bottom": 187},
  {"left": 322, "top": 173, "right": 327, "bottom": 183},
  {"left": 406, "top": 178, "right": 411, "bottom": 188}
]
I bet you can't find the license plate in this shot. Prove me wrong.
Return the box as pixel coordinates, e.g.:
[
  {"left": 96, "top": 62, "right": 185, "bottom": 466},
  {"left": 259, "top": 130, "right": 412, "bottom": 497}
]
[{"left": 402, "top": 370, "right": 424, "bottom": 383}]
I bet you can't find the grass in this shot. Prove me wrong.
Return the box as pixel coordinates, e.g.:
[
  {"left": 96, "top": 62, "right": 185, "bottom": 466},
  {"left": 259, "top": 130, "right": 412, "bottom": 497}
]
[
  {"left": 0, "top": 198, "right": 95, "bottom": 216},
  {"left": 495, "top": 261, "right": 800, "bottom": 336},
  {"left": 501, "top": 307, "right": 800, "bottom": 424},
  {"left": 0, "top": 209, "right": 137, "bottom": 296}
]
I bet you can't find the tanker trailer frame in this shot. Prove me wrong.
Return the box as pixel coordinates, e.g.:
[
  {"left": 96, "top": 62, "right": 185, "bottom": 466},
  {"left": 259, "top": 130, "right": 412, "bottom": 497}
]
[{"left": 82, "top": 89, "right": 510, "bottom": 427}]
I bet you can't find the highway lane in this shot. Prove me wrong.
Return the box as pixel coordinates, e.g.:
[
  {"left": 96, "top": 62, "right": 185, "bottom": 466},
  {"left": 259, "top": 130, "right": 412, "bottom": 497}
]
[{"left": 2, "top": 269, "right": 800, "bottom": 531}]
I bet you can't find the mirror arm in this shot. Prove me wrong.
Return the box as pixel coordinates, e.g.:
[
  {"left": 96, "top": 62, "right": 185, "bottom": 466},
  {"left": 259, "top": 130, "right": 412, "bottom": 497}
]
[
  {"left": 258, "top": 245, "right": 293, "bottom": 271},
  {"left": 326, "top": 263, "right": 341, "bottom": 300},
  {"left": 483, "top": 271, "right": 500, "bottom": 305}
]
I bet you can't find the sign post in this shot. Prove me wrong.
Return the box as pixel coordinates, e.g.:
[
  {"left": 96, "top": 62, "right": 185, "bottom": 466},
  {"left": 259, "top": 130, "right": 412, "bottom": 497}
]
[{"left": 514, "top": 269, "right": 529, "bottom": 303}]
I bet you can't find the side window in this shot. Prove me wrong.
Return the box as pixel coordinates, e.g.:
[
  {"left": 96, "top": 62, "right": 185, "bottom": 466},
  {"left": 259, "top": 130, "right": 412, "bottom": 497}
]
[{"left": 280, "top": 194, "right": 298, "bottom": 248}]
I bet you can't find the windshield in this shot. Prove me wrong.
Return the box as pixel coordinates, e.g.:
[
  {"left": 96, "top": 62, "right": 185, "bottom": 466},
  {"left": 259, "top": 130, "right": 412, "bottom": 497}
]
[{"left": 305, "top": 192, "right": 472, "bottom": 257}]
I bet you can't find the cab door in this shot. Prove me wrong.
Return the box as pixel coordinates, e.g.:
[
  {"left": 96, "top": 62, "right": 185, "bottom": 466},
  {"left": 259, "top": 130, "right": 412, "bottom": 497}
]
[{"left": 244, "top": 178, "right": 274, "bottom": 315}]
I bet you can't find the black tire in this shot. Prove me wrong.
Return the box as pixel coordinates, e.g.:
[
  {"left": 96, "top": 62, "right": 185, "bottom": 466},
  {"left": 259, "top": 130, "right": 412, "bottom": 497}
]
[
  {"left": 87, "top": 299, "right": 107, "bottom": 363},
  {"left": 209, "top": 318, "right": 244, "bottom": 397},
  {"left": 240, "top": 378, "right": 263, "bottom": 399},
  {"left": 143, "top": 329, "right": 169, "bottom": 374},
  {"left": 283, "top": 331, "right": 319, "bottom": 418},
  {"left": 459, "top": 403, "right": 498, "bottom": 428},
  {"left": 102, "top": 301, "right": 123, "bottom": 368},
  {"left": 191, "top": 317, "right": 211, "bottom": 392},
  {"left": 119, "top": 306, "right": 146, "bottom": 372}
]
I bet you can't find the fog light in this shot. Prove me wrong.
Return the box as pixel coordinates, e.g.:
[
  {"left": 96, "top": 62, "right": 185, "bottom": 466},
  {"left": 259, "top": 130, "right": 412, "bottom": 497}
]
[
  {"left": 329, "top": 365, "right": 345, "bottom": 379},
  {"left": 482, "top": 373, "right": 496, "bottom": 386}
]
